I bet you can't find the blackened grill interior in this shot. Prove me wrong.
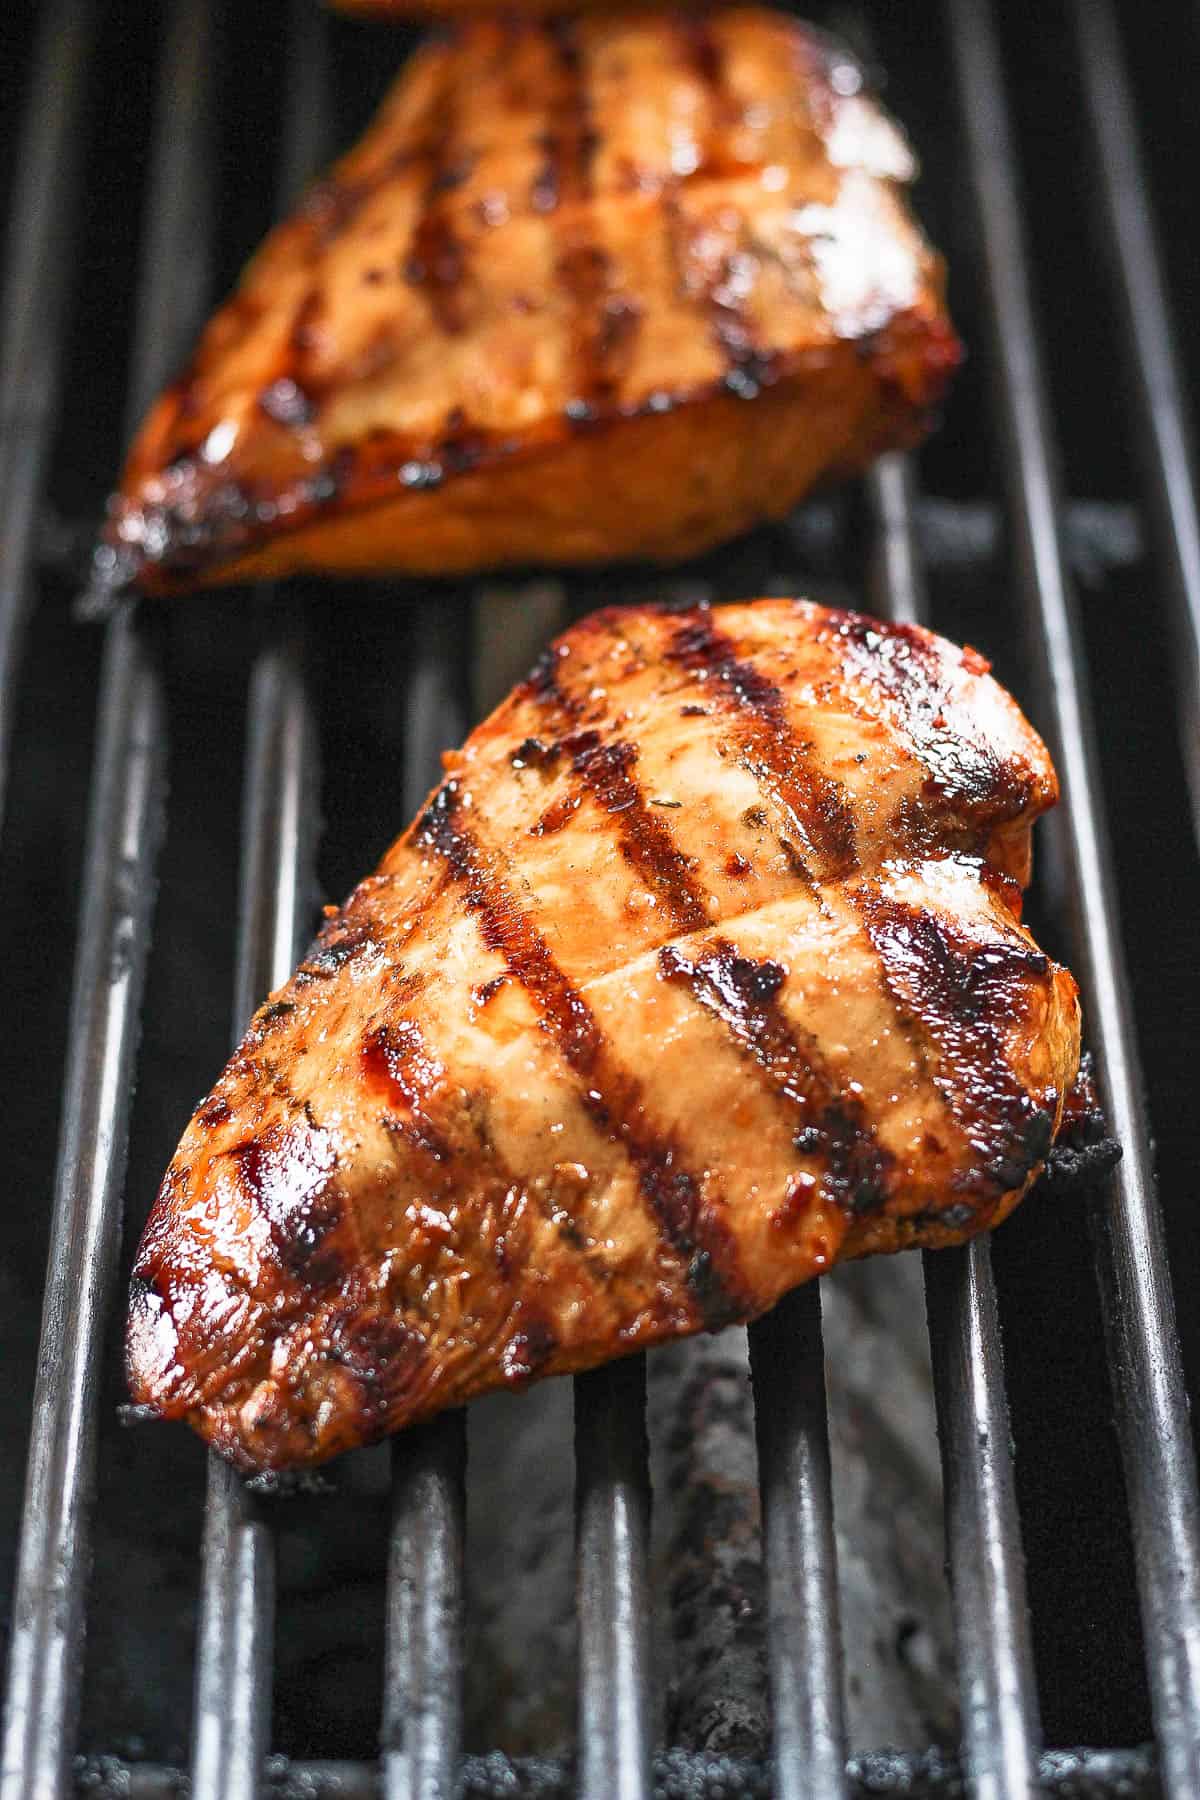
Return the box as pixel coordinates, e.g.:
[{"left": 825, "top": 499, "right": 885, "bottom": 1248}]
[{"left": 1, "top": 0, "right": 1199, "bottom": 1789}]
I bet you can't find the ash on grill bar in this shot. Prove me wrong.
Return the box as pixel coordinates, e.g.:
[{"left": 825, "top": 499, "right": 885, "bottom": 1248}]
[{"left": 1, "top": 4, "right": 1199, "bottom": 1800}]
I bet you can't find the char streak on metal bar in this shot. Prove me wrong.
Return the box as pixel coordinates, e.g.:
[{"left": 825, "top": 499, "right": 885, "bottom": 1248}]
[
  {"left": 0, "top": 0, "right": 93, "bottom": 839},
  {"left": 945, "top": 3, "right": 1200, "bottom": 1794},
  {"left": 866, "top": 450, "right": 1043, "bottom": 1800},
  {"left": 1070, "top": 0, "right": 1200, "bottom": 850},
  {"left": 0, "top": 3, "right": 213, "bottom": 1794},
  {"left": 189, "top": 10, "right": 327, "bottom": 1799},
  {"left": 749, "top": 1284, "right": 848, "bottom": 1800}
]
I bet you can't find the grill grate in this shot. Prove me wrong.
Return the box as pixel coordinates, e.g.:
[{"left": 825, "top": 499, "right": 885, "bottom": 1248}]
[{"left": 2, "top": 1, "right": 1199, "bottom": 1796}]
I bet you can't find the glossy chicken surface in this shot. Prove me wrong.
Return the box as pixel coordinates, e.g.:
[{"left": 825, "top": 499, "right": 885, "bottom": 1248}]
[
  {"left": 128, "top": 600, "right": 1080, "bottom": 1470},
  {"left": 99, "top": 11, "right": 959, "bottom": 596}
]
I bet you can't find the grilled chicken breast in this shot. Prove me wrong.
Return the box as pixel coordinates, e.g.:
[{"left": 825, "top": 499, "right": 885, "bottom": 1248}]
[
  {"left": 97, "top": 12, "right": 959, "bottom": 598},
  {"left": 128, "top": 599, "right": 1080, "bottom": 1471}
]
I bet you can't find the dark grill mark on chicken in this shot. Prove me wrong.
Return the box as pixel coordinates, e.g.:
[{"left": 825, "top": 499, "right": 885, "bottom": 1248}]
[
  {"left": 660, "top": 941, "right": 891, "bottom": 1216},
  {"left": 417, "top": 781, "right": 746, "bottom": 1324},
  {"left": 854, "top": 890, "right": 1058, "bottom": 1202},
  {"left": 829, "top": 610, "right": 1041, "bottom": 846},
  {"left": 568, "top": 732, "right": 711, "bottom": 932},
  {"left": 522, "top": 645, "right": 713, "bottom": 930},
  {"left": 668, "top": 611, "right": 858, "bottom": 880},
  {"left": 360, "top": 1024, "right": 456, "bottom": 1166},
  {"left": 404, "top": 67, "right": 470, "bottom": 336}
]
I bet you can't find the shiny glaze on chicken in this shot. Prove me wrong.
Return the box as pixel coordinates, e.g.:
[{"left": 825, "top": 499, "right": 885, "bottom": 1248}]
[
  {"left": 99, "top": 11, "right": 959, "bottom": 596},
  {"left": 127, "top": 600, "right": 1080, "bottom": 1470}
]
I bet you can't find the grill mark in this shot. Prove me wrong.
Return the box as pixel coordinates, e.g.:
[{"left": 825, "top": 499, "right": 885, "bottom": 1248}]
[
  {"left": 667, "top": 26, "right": 779, "bottom": 400},
  {"left": 531, "top": 20, "right": 595, "bottom": 214},
  {"left": 532, "top": 23, "right": 643, "bottom": 419},
  {"left": 659, "top": 940, "right": 891, "bottom": 1217},
  {"left": 361, "top": 1022, "right": 456, "bottom": 1165},
  {"left": 853, "top": 888, "right": 1057, "bottom": 1204},
  {"left": 402, "top": 50, "right": 478, "bottom": 336},
  {"left": 667, "top": 611, "right": 858, "bottom": 881},
  {"left": 521, "top": 643, "right": 716, "bottom": 935},
  {"left": 361, "top": 1015, "right": 614, "bottom": 1330},
  {"left": 229, "top": 1122, "right": 345, "bottom": 1286},
  {"left": 417, "top": 781, "right": 747, "bottom": 1324},
  {"left": 826, "top": 610, "right": 1041, "bottom": 846},
  {"left": 566, "top": 731, "right": 711, "bottom": 933}
]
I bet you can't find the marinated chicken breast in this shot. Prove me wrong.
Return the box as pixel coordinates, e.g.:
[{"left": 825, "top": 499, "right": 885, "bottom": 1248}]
[
  {"left": 97, "top": 12, "right": 959, "bottom": 597},
  {"left": 128, "top": 599, "right": 1080, "bottom": 1471}
]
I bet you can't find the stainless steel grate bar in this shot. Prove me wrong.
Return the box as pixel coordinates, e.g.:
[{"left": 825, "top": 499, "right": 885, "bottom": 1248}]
[
  {"left": 946, "top": 3, "right": 1200, "bottom": 1793},
  {"left": 1070, "top": 0, "right": 1200, "bottom": 845},
  {"left": 0, "top": 2, "right": 213, "bottom": 1790},
  {"left": 384, "top": 602, "right": 471, "bottom": 1800},
  {"left": 191, "top": 12, "right": 327, "bottom": 1794},
  {"left": 575, "top": 1357, "right": 653, "bottom": 1800},
  {"left": 191, "top": 617, "right": 321, "bottom": 1800},
  {"left": 868, "top": 454, "right": 1042, "bottom": 1800},
  {"left": 749, "top": 1285, "right": 847, "bottom": 1800},
  {"left": 385, "top": 1414, "right": 468, "bottom": 1800},
  {"left": 923, "top": 1245, "right": 1040, "bottom": 1800},
  {"left": 0, "top": 0, "right": 93, "bottom": 837}
]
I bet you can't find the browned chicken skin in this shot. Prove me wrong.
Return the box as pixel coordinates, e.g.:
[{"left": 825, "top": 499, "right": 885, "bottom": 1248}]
[
  {"left": 98, "top": 11, "right": 959, "bottom": 597},
  {"left": 128, "top": 600, "right": 1080, "bottom": 1471}
]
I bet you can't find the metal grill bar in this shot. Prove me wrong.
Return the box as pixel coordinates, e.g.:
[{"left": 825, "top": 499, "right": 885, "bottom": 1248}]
[
  {"left": 924, "top": 1246, "right": 1040, "bottom": 1800},
  {"left": 1070, "top": 0, "right": 1200, "bottom": 845},
  {"left": 384, "top": 602, "right": 471, "bottom": 1800},
  {"left": 191, "top": 14, "right": 327, "bottom": 1794},
  {"left": 0, "top": 2, "right": 211, "bottom": 1791},
  {"left": 191, "top": 615, "right": 320, "bottom": 1800},
  {"left": 575, "top": 1357, "right": 653, "bottom": 1800},
  {"left": 946, "top": 3, "right": 1200, "bottom": 1793},
  {"left": 0, "top": 0, "right": 92, "bottom": 837},
  {"left": 749, "top": 1286, "right": 847, "bottom": 1800},
  {"left": 868, "top": 454, "right": 1042, "bottom": 1800},
  {"left": 385, "top": 1415, "right": 468, "bottom": 1800}
]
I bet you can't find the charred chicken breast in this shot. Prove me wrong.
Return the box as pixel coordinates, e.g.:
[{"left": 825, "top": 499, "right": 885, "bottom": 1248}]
[
  {"left": 128, "top": 600, "right": 1080, "bottom": 1471},
  {"left": 98, "top": 12, "right": 959, "bottom": 597}
]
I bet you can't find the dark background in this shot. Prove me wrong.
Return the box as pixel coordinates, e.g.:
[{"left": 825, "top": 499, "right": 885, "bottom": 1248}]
[{"left": 1, "top": 0, "right": 1198, "bottom": 1766}]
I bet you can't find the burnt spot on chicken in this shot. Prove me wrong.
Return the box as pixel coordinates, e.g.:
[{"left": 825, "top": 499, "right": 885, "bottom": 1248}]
[
  {"left": 297, "top": 920, "right": 375, "bottom": 981},
  {"left": 531, "top": 791, "right": 584, "bottom": 837},
  {"left": 659, "top": 940, "right": 892, "bottom": 1218},
  {"left": 856, "top": 890, "right": 1062, "bottom": 1202},
  {"left": 417, "top": 780, "right": 748, "bottom": 1323},
  {"left": 228, "top": 1122, "right": 346, "bottom": 1285},
  {"left": 510, "top": 735, "right": 563, "bottom": 773},
  {"left": 668, "top": 611, "right": 858, "bottom": 880},
  {"left": 360, "top": 1021, "right": 454, "bottom": 1164},
  {"left": 196, "top": 1093, "right": 232, "bottom": 1129}
]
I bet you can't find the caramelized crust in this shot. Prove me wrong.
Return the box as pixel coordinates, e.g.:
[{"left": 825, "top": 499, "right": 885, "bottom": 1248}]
[
  {"left": 127, "top": 600, "right": 1080, "bottom": 1470},
  {"left": 99, "top": 11, "right": 959, "bottom": 596}
]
